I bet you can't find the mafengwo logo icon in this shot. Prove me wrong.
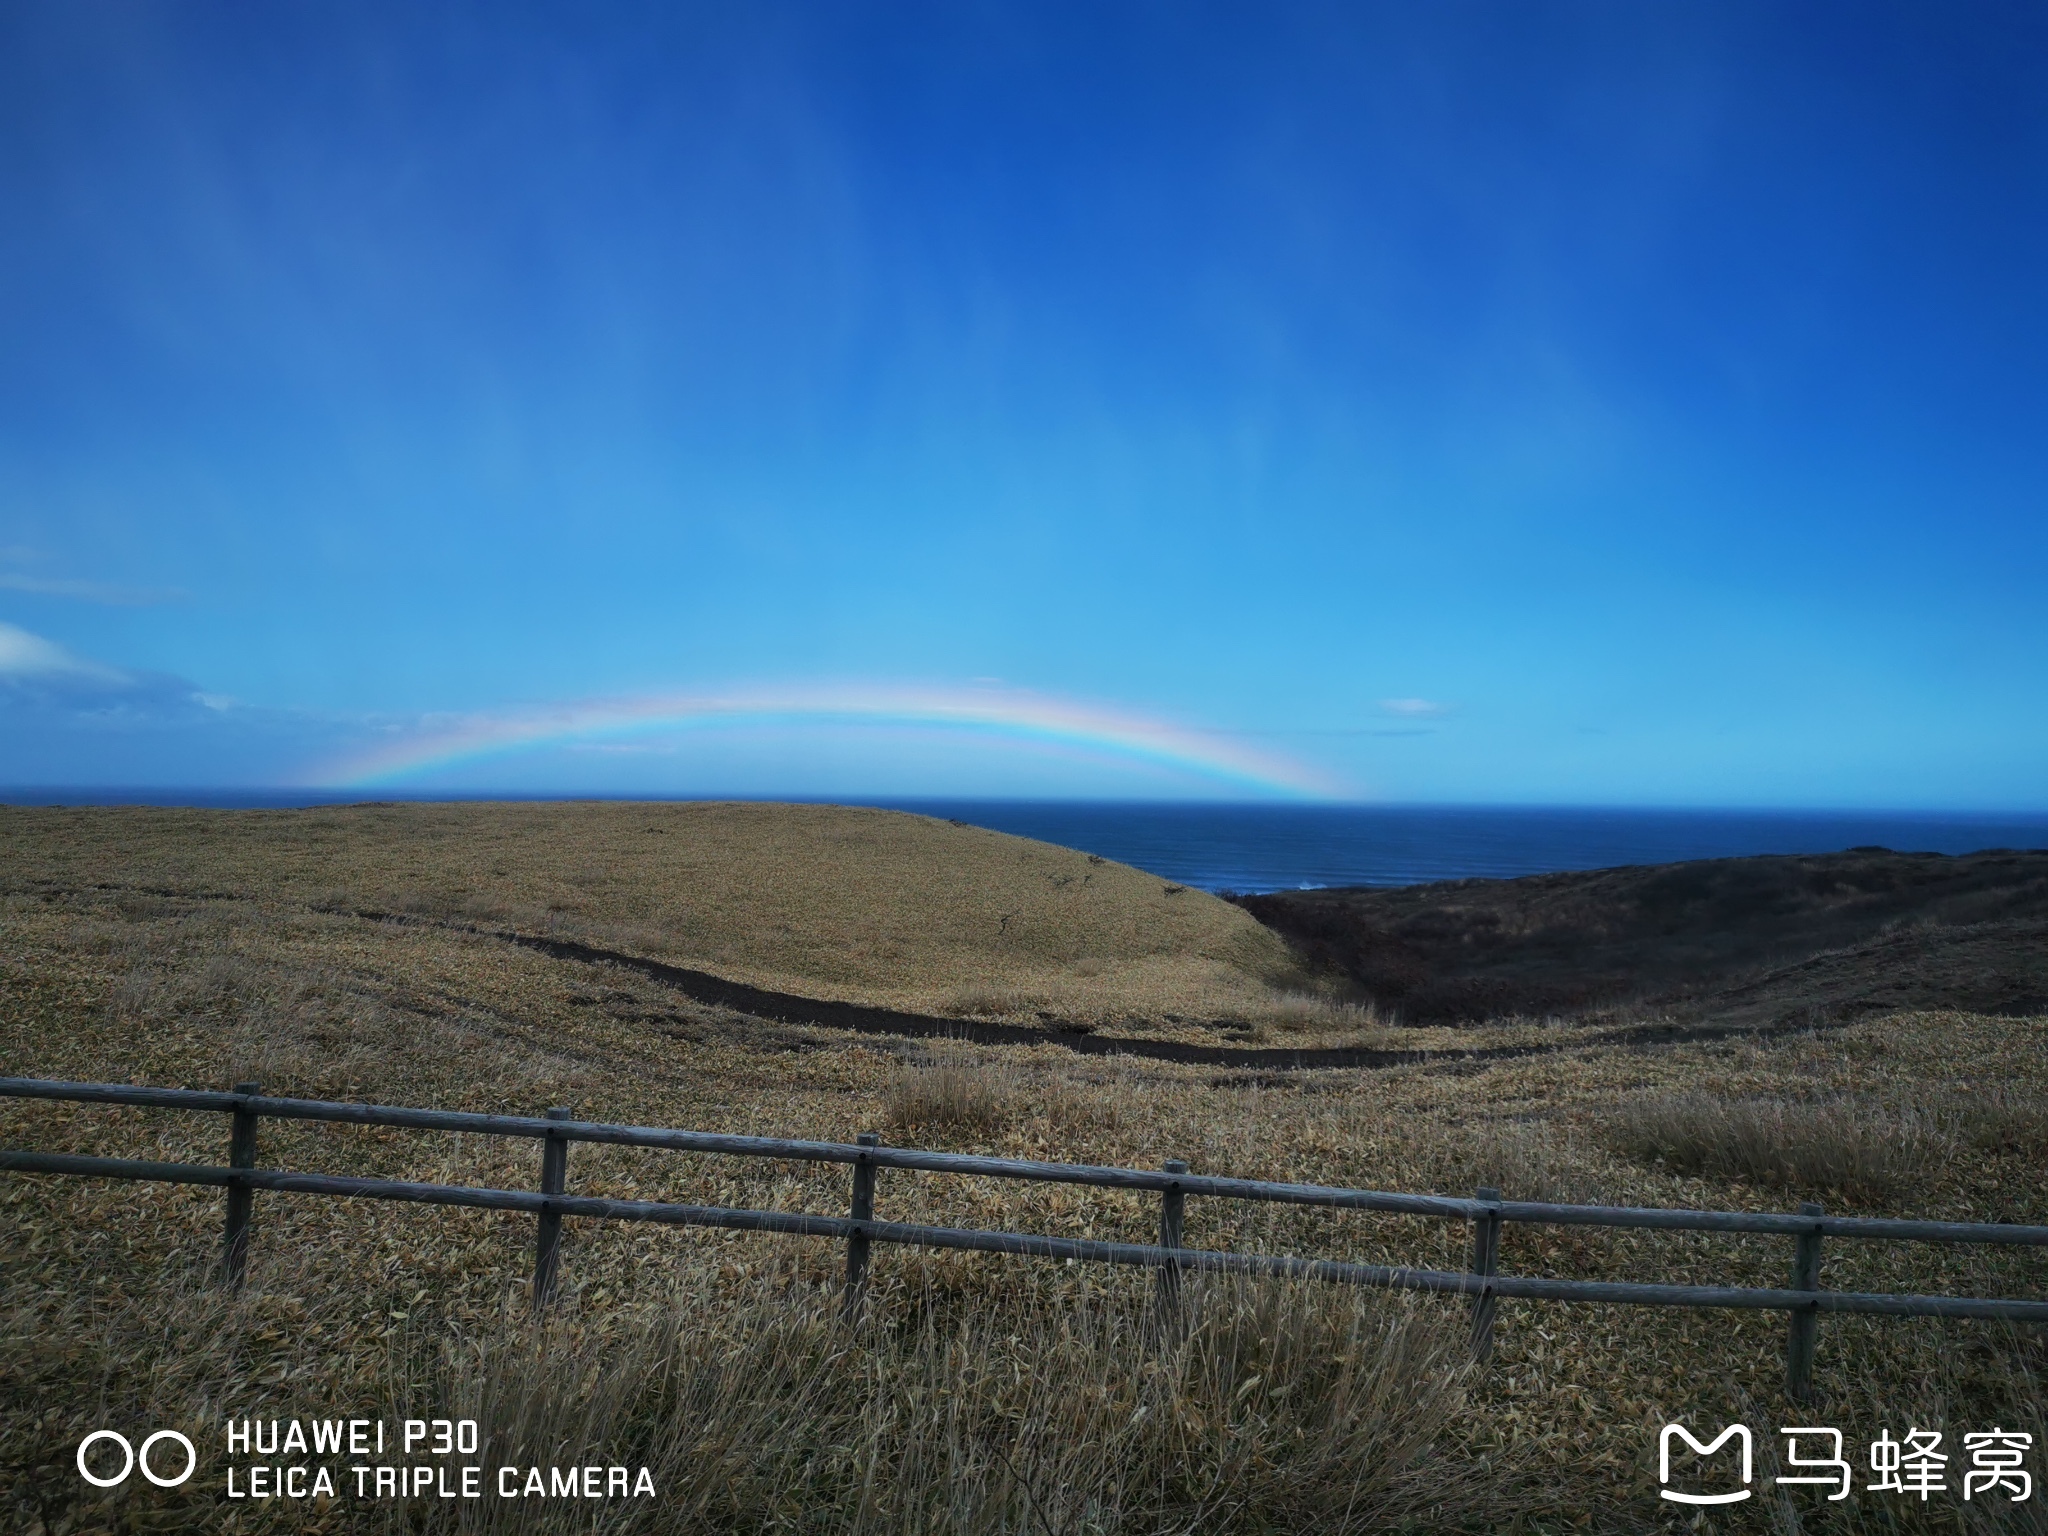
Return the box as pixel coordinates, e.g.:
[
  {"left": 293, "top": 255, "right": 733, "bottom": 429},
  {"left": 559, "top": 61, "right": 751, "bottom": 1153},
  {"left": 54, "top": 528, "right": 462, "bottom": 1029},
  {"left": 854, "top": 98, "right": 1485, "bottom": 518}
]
[{"left": 1660, "top": 1423, "right": 1754, "bottom": 1506}]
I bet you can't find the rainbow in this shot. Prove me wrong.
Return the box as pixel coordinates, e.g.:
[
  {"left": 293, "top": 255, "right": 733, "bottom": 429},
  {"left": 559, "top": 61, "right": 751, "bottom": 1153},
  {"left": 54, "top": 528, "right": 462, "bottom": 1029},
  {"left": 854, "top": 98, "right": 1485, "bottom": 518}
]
[{"left": 311, "top": 682, "right": 1342, "bottom": 797}]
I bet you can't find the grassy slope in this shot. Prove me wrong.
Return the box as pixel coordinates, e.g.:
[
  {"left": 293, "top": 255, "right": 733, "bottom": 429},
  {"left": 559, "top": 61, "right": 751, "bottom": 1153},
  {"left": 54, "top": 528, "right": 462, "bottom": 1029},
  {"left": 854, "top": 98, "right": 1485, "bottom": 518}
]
[
  {"left": 2, "top": 809, "right": 2045, "bottom": 1532},
  {"left": 0, "top": 801, "right": 1298, "bottom": 1029}
]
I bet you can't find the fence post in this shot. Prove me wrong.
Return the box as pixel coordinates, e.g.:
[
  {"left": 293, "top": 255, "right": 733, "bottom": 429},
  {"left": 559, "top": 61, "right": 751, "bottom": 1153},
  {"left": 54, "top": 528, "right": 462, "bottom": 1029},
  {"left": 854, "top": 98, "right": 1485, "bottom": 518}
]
[
  {"left": 220, "top": 1081, "right": 262, "bottom": 1289},
  {"left": 531, "top": 1106, "right": 571, "bottom": 1313},
  {"left": 843, "top": 1132, "right": 879, "bottom": 1319},
  {"left": 1786, "top": 1201, "right": 1825, "bottom": 1402},
  {"left": 1468, "top": 1185, "right": 1503, "bottom": 1362},
  {"left": 1154, "top": 1159, "right": 1189, "bottom": 1330}
]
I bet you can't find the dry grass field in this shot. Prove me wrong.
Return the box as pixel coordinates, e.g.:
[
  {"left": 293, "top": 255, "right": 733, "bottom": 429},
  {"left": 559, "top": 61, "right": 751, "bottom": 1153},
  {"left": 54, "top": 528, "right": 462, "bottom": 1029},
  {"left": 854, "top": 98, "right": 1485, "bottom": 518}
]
[
  {"left": 0, "top": 801, "right": 1305, "bottom": 1035},
  {"left": 1, "top": 803, "right": 2044, "bottom": 1534}
]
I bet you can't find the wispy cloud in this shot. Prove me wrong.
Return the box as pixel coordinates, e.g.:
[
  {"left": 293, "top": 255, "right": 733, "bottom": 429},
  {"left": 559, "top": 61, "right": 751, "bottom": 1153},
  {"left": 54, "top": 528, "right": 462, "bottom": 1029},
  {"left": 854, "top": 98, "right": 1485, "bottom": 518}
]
[
  {"left": 0, "top": 621, "right": 225, "bottom": 723},
  {"left": 1379, "top": 697, "right": 1452, "bottom": 718},
  {"left": 0, "top": 621, "right": 133, "bottom": 686},
  {"left": 0, "top": 572, "right": 187, "bottom": 605},
  {"left": 0, "top": 624, "right": 335, "bottom": 786}
]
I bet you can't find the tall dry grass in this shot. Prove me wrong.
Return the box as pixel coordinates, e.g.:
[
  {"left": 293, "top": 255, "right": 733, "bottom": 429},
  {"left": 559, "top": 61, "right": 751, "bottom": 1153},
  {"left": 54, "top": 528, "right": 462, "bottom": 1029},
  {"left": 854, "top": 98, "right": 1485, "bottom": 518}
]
[
  {"left": 881, "top": 1060, "right": 1132, "bottom": 1143},
  {"left": 412, "top": 1270, "right": 1485, "bottom": 1535},
  {"left": 1602, "top": 1093, "right": 1950, "bottom": 1202},
  {"left": 1413, "top": 1118, "right": 1603, "bottom": 1206},
  {"left": 1942, "top": 1086, "right": 2048, "bottom": 1159},
  {"left": 6, "top": 1236, "right": 1492, "bottom": 1535},
  {"left": 944, "top": 988, "right": 1057, "bottom": 1022},
  {"left": 884, "top": 1062, "right": 1021, "bottom": 1134},
  {"left": 1239, "top": 991, "right": 1395, "bottom": 1044}
]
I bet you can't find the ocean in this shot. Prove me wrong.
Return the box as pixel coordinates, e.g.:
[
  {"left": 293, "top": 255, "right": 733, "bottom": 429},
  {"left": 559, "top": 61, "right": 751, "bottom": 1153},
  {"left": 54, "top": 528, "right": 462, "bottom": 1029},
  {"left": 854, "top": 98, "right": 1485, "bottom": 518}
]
[
  {"left": 7, "top": 790, "right": 2047, "bottom": 894},
  {"left": 881, "top": 802, "right": 2048, "bottom": 892}
]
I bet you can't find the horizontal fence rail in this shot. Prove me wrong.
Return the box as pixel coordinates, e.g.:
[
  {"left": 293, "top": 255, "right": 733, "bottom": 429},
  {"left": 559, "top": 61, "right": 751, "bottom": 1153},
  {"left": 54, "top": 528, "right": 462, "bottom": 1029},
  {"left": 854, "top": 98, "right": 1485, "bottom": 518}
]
[
  {"left": 4, "top": 1076, "right": 2045, "bottom": 1401},
  {"left": 6, "top": 1146, "right": 2043, "bottom": 1325}
]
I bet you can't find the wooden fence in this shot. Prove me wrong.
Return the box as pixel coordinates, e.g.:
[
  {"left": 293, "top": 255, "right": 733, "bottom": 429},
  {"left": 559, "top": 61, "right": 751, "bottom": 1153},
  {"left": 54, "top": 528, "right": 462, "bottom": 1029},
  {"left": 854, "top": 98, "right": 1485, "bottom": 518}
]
[{"left": 4, "top": 1075, "right": 2045, "bottom": 1402}]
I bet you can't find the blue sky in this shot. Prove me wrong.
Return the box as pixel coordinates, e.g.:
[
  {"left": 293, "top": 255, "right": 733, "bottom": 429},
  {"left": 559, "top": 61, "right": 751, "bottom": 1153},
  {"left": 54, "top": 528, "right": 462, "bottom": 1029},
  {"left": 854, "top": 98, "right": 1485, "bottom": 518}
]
[{"left": 2, "top": 2, "right": 2044, "bottom": 804}]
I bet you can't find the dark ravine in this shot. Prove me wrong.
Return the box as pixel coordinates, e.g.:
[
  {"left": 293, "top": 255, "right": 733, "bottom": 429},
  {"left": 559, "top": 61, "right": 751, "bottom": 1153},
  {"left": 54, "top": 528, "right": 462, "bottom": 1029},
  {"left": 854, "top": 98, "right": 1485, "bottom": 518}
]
[{"left": 1231, "top": 847, "right": 2048, "bottom": 1027}]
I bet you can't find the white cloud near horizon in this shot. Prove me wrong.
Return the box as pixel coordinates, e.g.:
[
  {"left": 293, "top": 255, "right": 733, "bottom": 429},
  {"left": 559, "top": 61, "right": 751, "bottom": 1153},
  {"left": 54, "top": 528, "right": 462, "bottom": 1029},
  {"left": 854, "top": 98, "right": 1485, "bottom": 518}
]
[
  {"left": 0, "top": 620, "right": 132, "bottom": 685},
  {"left": 1379, "top": 697, "right": 1451, "bottom": 717}
]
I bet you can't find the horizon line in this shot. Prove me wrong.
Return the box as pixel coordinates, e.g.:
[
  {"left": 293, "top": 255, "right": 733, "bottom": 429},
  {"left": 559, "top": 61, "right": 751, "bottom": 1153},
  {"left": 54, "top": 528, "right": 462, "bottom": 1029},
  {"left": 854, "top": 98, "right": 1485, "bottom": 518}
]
[{"left": 5, "top": 787, "right": 2048, "bottom": 819}]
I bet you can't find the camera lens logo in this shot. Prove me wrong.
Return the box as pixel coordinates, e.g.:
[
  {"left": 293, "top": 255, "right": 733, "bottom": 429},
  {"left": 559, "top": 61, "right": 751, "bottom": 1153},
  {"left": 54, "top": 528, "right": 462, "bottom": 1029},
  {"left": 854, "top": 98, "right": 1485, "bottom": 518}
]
[{"left": 76, "top": 1430, "right": 197, "bottom": 1489}]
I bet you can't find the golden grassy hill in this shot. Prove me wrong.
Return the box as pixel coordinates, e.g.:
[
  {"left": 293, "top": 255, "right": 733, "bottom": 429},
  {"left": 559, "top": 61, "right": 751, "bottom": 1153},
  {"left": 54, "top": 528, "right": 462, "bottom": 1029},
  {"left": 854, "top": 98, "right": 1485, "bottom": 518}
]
[
  {"left": 1, "top": 844, "right": 2043, "bottom": 1531},
  {"left": 0, "top": 800, "right": 1302, "bottom": 1027},
  {"left": 2, "top": 805, "right": 2044, "bottom": 1529}
]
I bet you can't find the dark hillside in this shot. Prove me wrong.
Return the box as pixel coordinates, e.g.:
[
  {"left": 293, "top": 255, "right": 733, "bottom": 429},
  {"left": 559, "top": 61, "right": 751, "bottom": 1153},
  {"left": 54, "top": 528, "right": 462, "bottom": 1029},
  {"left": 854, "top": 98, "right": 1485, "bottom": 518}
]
[{"left": 1231, "top": 847, "right": 2048, "bottom": 1027}]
